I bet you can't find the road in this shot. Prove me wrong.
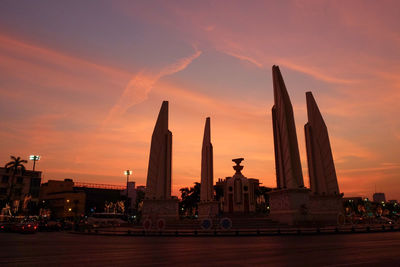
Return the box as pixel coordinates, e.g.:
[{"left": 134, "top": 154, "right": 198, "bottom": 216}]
[{"left": 1, "top": 232, "right": 400, "bottom": 266}]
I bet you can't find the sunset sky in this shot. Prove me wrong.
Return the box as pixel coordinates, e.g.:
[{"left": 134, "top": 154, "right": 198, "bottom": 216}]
[{"left": 1, "top": 1, "right": 399, "bottom": 200}]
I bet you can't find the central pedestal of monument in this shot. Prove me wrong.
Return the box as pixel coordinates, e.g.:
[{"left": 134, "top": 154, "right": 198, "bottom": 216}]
[
  {"left": 309, "top": 194, "right": 343, "bottom": 225},
  {"left": 268, "top": 188, "right": 311, "bottom": 225},
  {"left": 198, "top": 201, "right": 219, "bottom": 219},
  {"left": 142, "top": 199, "right": 179, "bottom": 222}
]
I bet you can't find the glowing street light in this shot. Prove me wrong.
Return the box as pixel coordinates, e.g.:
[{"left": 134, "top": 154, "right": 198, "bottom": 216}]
[
  {"left": 124, "top": 170, "right": 133, "bottom": 176},
  {"left": 29, "top": 155, "right": 40, "bottom": 171}
]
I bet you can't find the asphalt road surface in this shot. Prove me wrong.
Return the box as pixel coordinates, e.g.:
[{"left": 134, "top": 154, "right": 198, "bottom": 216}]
[{"left": 1, "top": 232, "right": 400, "bottom": 266}]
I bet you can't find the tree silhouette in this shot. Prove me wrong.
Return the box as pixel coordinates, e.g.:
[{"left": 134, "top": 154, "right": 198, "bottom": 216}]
[
  {"left": 4, "top": 156, "right": 27, "bottom": 212},
  {"left": 179, "top": 182, "right": 201, "bottom": 217},
  {"left": 255, "top": 186, "right": 271, "bottom": 213}
]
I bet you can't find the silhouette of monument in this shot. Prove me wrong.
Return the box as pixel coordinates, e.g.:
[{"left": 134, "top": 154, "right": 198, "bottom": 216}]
[
  {"left": 269, "top": 68, "right": 343, "bottom": 225},
  {"left": 198, "top": 117, "right": 218, "bottom": 218},
  {"left": 200, "top": 117, "right": 213, "bottom": 202},
  {"left": 305, "top": 92, "right": 342, "bottom": 224},
  {"left": 220, "top": 158, "right": 259, "bottom": 214},
  {"left": 142, "top": 101, "right": 178, "bottom": 221},
  {"left": 305, "top": 92, "right": 340, "bottom": 195},
  {"left": 144, "top": 101, "right": 172, "bottom": 200},
  {"left": 269, "top": 66, "right": 310, "bottom": 225},
  {"left": 271, "top": 65, "right": 304, "bottom": 189}
]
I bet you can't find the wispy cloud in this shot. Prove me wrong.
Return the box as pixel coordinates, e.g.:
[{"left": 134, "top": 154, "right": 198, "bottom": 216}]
[
  {"left": 276, "top": 58, "right": 360, "bottom": 85},
  {"left": 0, "top": 34, "right": 130, "bottom": 79},
  {"left": 104, "top": 48, "right": 202, "bottom": 124},
  {"left": 222, "top": 49, "right": 263, "bottom": 68},
  {"left": 210, "top": 37, "right": 360, "bottom": 85},
  {"left": 338, "top": 165, "right": 400, "bottom": 174}
]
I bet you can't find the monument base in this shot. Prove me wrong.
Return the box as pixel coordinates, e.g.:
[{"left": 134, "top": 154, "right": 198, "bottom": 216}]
[
  {"left": 142, "top": 198, "right": 179, "bottom": 222},
  {"left": 309, "top": 194, "right": 343, "bottom": 226},
  {"left": 198, "top": 201, "right": 219, "bottom": 219},
  {"left": 268, "top": 188, "right": 311, "bottom": 225}
]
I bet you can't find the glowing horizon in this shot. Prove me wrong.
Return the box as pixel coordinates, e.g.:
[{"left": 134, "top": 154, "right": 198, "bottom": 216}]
[{"left": 0, "top": 1, "right": 399, "bottom": 201}]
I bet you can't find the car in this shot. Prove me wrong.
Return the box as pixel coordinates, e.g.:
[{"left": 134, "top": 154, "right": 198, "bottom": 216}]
[
  {"left": 14, "top": 222, "right": 38, "bottom": 234},
  {"left": 0, "top": 222, "right": 14, "bottom": 232}
]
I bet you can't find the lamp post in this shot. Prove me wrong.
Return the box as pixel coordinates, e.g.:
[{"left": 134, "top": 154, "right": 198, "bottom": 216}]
[
  {"left": 124, "top": 170, "right": 132, "bottom": 213},
  {"left": 29, "top": 155, "right": 40, "bottom": 171}
]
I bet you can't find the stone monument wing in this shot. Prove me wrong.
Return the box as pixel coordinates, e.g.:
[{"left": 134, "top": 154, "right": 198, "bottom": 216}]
[
  {"left": 271, "top": 65, "right": 304, "bottom": 189},
  {"left": 305, "top": 92, "right": 340, "bottom": 195},
  {"left": 145, "top": 101, "right": 172, "bottom": 200},
  {"left": 200, "top": 117, "right": 214, "bottom": 202}
]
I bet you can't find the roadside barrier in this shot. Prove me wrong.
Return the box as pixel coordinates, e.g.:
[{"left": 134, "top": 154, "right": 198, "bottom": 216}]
[{"left": 71, "top": 224, "right": 400, "bottom": 237}]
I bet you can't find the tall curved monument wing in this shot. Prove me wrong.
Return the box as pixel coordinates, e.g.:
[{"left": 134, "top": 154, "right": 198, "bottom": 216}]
[
  {"left": 305, "top": 92, "right": 340, "bottom": 195},
  {"left": 271, "top": 65, "right": 304, "bottom": 189},
  {"left": 200, "top": 117, "right": 213, "bottom": 202},
  {"left": 145, "top": 101, "right": 172, "bottom": 200}
]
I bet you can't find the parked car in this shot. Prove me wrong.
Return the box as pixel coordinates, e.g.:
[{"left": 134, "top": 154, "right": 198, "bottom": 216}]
[
  {"left": 13, "top": 221, "right": 38, "bottom": 234},
  {"left": 0, "top": 222, "right": 14, "bottom": 232}
]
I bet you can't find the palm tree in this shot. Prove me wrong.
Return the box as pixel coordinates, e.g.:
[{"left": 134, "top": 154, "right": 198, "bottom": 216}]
[
  {"left": 5, "top": 156, "right": 27, "bottom": 212},
  {"left": 179, "top": 187, "right": 190, "bottom": 216}
]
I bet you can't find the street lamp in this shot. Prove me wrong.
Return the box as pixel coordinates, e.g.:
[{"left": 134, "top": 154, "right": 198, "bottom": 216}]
[
  {"left": 124, "top": 170, "right": 132, "bottom": 213},
  {"left": 29, "top": 155, "right": 40, "bottom": 171},
  {"left": 124, "top": 170, "right": 132, "bottom": 185}
]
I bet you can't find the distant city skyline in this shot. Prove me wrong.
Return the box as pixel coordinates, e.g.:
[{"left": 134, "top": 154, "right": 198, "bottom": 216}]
[{"left": 0, "top": 1, "right": 399, "bottom": 200}]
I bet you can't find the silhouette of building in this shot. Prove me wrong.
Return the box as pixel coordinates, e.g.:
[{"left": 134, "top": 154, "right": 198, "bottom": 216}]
[
  {"left": 40, "top": 179, "right": 85, "bottom": 218},
  {"left": 40, "top": 178, "right": 128, "bottom": 218},
  {"left": 0, "top": 167, "right": 41, "bottom": 214},
  {"left": 373, "top": 193, "right": 386, "bottom": 203},
  {"left": 74, "top": 184, "right": 124, "bottom": 214}
]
